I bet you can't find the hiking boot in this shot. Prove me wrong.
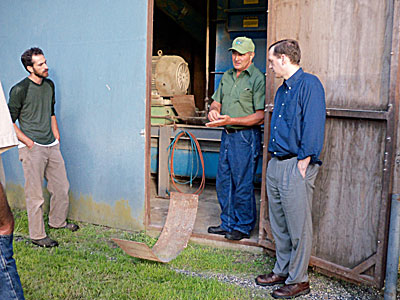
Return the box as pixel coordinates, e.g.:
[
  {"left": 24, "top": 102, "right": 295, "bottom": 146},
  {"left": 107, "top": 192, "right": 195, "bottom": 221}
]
[
  {"left": 32, "top": 237, "right": 59, "bottom": 248},
  {"left": 50, "top": 223, "right": 79, "bottom": 232}
]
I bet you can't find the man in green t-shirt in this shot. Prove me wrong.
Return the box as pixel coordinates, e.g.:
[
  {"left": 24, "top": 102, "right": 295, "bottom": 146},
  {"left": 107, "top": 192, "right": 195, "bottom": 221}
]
[
  {"left": 206, "top": 37, "right": 265, "bottom": 240},
  {"left": 8, "top": 47, "right": 79, "bottom": 248}
]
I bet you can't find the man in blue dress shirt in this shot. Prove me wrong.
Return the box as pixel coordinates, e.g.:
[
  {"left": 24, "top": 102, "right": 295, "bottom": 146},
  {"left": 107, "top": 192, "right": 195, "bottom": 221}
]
[{"left": 255, "top": 39, "right": 326, "bottom": 299}]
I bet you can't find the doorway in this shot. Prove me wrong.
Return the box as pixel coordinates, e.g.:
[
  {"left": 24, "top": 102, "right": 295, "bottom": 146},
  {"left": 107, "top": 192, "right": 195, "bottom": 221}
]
[{"left": 146, "top": 0, "right": 267, "bottom": 247}]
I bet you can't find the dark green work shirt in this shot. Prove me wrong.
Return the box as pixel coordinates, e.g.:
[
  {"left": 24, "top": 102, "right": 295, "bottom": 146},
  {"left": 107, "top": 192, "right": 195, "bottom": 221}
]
[
  {"left": 212, "top": 63, "right": 265, "bottom": 129},
  {"left": 8, "top": 77, "right": 56, "bottom": 145}
]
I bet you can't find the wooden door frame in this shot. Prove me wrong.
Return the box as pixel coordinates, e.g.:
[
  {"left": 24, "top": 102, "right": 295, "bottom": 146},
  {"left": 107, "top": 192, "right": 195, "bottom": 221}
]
[{"left": 145, "top": 0, "right": 154, "bottom": 229}]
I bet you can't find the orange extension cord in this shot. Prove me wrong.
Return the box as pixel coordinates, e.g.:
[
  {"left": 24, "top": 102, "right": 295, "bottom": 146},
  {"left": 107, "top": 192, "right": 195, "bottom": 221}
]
[{"left": 168, "top": 131, "right": 205, "bottom": 195}]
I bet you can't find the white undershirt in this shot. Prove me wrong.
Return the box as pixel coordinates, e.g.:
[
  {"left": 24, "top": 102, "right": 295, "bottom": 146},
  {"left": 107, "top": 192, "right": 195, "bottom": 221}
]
[{"left": 18, "top": 139, "right": 59, "bottom": 148}]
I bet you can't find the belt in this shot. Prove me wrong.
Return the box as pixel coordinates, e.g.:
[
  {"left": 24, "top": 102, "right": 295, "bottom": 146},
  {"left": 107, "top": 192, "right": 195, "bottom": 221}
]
[
  {"left": 224, "top": 126, "right": 257, "bottom": 134},
  {"left": 224, "top": 127, "right": 248, "bottom": 134},
  {"left": 275, "top": 154, "right": 297, "bottom": 161}
]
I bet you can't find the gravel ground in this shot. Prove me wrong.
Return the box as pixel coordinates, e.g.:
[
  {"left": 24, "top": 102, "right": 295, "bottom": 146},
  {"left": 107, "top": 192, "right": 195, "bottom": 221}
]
[{"left": 173, "top": 268, "right": 399, "bottom": 299}]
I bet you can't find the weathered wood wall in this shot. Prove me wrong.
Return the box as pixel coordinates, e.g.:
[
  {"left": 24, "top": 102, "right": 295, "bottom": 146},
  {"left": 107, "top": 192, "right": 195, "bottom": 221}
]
[
  {"left": 261, "top": 0, "right": 399, "bottom": 287},
  {"left": 313, "top": 119, "right": 385, "bottom": 268},
  {"left": 269, "top": 0, "right": 389, "bottom": 109}
]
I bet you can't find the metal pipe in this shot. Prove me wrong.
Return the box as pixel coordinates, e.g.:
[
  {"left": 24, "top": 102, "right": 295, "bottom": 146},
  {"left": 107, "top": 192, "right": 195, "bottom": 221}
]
[{"left": 384, "top": 194, "right": 400, "bottom": 300}]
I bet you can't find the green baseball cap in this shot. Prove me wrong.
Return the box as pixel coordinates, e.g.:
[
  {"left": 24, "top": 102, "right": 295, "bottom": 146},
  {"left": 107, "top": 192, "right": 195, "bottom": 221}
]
[{"left": 229, "top": 37, "right": 255, "bottom": 54}]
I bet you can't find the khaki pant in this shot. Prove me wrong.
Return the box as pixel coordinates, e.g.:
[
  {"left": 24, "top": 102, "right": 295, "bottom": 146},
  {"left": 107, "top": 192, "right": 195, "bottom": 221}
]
[{"left": 19, "top": 144, "right": 69, "bottom": 240}]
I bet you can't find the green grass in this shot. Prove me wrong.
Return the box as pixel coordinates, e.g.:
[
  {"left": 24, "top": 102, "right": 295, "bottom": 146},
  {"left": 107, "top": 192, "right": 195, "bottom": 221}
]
[{"left": 12, "top": 210, "right": 273, "bottom": 300}]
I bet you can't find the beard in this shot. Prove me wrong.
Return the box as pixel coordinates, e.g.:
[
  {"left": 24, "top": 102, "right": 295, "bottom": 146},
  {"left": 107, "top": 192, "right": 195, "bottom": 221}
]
[{"left": 32, "top": 68, "right": 49, "bottom": 78}]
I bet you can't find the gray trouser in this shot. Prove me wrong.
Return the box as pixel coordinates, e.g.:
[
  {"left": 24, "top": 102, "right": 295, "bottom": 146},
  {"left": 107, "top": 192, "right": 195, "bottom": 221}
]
[
  {"left": 19, "top": 144, "right": 70, "bottom": 240},
  {"left": 266, "top": 157, "right": 319, "bottom": 284}
]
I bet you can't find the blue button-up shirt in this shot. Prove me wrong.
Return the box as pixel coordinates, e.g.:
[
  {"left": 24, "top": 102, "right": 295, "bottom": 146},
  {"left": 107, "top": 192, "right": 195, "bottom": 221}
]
[{"left": 268, "top": 68, "right": 326, "bottom": 164}]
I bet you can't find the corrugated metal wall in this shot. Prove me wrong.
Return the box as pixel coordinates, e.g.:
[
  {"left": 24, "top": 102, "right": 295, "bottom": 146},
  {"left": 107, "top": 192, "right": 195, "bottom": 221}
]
[{"left": 0, "top": 0, "right": 149, "bottom": 230}]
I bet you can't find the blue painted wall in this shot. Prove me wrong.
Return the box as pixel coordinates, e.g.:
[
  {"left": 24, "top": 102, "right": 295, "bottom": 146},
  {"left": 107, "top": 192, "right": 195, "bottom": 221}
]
[{"left": 0, "top": 0, "right": 149, "bottom": 229}]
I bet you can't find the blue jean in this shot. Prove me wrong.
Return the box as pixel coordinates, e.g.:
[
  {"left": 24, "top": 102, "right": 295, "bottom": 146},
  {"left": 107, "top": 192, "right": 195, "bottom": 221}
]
[
  {"left": 216, "top": 128, "right": 261, "bottom": 235},
  {"left": 0, "top": 234, "right": 25, "bottom": 300}
]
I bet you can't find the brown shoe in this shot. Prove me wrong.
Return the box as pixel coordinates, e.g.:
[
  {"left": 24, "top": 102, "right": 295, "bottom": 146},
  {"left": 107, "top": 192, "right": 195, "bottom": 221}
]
[
  {"left": 255, "top": 272, "right": 288, "bottom": 286},
  {"left": 50, "top": 223, "right": 79, "bottom": 232},
  {"left": 31, "top": 237, "right": 59, "bottom": 248},
  {"left": 64, "top": 223, "right": 79, "bottom": 232},
  {"left": 272, "top": 282, "right": 310, "bottom": 299}
]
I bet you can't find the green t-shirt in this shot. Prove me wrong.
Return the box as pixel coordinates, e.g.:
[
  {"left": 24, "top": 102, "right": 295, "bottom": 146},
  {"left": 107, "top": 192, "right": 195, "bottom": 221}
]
[
  {"left": 212, "top": 63, "right": 265, "bottom": 129},
  {"left": 8, "top": 77, "right": 56, "bottom": 145}
]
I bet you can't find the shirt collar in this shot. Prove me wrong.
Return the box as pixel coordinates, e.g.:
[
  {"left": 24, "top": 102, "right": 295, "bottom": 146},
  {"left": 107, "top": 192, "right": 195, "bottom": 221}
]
[
  {"left": 229, "top": 63, "right": 255, "bottom": 76},
  {"left": 28, "top": 77, "right": 44, "bottom": 86},
  {"left": 284, "top": 67, "right": 303, "bottom": 89},
  {"left": 244, "top": 63, "right": 255, "bottom": 75}
]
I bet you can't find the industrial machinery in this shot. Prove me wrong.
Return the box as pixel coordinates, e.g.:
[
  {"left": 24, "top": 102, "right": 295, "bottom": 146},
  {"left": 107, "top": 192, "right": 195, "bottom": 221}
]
[{"left": 151, "top": 50, "right": 193, "bottom": 125}]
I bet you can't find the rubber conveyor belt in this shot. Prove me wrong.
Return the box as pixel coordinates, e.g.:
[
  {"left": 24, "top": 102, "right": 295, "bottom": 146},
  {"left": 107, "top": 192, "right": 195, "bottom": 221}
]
[{"left": 113, "top": 192, "right": 198, "bottom": 263}]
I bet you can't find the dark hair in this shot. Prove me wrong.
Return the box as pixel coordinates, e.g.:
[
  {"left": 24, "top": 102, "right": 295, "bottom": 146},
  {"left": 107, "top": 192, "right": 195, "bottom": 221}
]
[
  {"left": 268, "top": 39, "right": 301, "bottom": 65},
  {"left": 21, "top": 47, "right": 44, "bottom": 72}
]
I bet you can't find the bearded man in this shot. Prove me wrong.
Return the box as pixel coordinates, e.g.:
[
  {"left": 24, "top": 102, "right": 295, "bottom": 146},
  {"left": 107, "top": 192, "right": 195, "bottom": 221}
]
[{"left": 8, "top": 47, "right": 79, "bottom": 248}]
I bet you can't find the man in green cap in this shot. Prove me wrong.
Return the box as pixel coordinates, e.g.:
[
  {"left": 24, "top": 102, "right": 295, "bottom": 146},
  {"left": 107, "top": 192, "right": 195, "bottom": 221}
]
[{"left": 206, "top": 36, "right": 265, "bottom": 240}]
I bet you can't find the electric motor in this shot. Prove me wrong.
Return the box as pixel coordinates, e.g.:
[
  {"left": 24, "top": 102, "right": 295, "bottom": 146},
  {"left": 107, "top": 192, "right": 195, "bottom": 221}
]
[{"left": 152, "top": 50, "right": 190, "bottom": 97}]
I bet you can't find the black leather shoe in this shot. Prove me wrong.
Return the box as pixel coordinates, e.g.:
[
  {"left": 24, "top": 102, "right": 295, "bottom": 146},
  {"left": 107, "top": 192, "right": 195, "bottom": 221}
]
[
  {"left": 225, "top": 230, "right": 250, "bottom": 240},
  {"left": 31, "top": 237, "right": 59, "bottom": 248},
  {"left": 208, "top": 226, "right": 228, "bottom": 235}
]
